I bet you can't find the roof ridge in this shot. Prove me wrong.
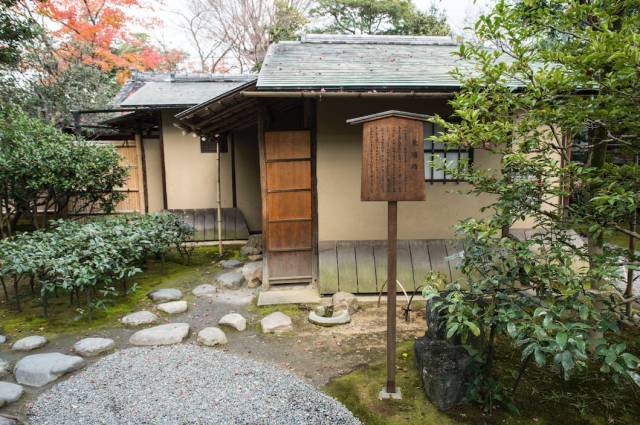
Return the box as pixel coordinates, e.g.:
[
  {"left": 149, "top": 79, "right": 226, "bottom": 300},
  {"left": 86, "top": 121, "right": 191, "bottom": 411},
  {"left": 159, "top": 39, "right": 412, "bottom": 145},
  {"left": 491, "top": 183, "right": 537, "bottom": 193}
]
[{"left": 299, "top": 33, "right": 458, "bottom": 46}]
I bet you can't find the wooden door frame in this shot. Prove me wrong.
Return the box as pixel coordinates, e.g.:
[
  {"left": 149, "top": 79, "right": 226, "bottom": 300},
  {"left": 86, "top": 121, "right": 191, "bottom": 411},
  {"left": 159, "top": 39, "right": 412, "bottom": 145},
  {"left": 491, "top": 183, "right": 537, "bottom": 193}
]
[{"left": 257, "top": 100, "right": 319, "bottom": 289}]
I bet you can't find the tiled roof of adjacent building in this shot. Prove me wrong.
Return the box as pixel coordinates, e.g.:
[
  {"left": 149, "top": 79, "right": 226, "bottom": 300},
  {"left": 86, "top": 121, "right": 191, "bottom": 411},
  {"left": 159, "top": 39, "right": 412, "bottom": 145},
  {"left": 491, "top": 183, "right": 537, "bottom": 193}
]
[{"left": 257, "top": 34, "right": 472, "bottom": 91}]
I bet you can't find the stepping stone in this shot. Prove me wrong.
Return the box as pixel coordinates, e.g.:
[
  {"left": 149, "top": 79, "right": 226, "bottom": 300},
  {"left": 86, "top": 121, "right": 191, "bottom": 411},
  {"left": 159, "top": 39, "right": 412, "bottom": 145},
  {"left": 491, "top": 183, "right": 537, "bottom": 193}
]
[
  {"left": 221, "top": 259, "right": 243, "bottom": 269},
  {"left": 197, "top": 327, "right": 227, "bottom": 346},
  {"left": 210, "top": 291, "right": 255, "bottom": 306},
  {"left": 121, "top": 311, "right": 158, "bottom": 327},
  {"left": 333, "top": 292, "right": 359, "bottom": 314},
  {"left": 218, "top": 313, "right": 247, "bottom": 331},
  {"left": 157, "top": 300, "right": 188, "bottom": 315},
  {"left": 242, "top": 261, "right": 262, "bottom": 286},
  {"left": 11, "top": 335, "right": 47, "bottom": 351},
  {"left": 129, "top": 323, "right": 190, "bottom": 346},
  {"left": 192, "top": 284, "right": 216, "bottom": 297},
  {"left": 0, "top": 416, "right": 17, "bottom": 425},
  {"left": 148, "top": 288, "right": 183, "bottom": 303},
  {"left": 247, "top": 254, "right": 263, "bottom": 262},
  {"left": 73, "top": 338, "right": 115, "bottom": 357},
  {"left": 0, "top": 359, "right": 10, "bottom": 379},
  {"left": 0, "top": 382, "right": 23, "bottom": 407},
  {"left": 260, "top": 312, "right": 293, "bottom": 334},
  {"left": 0, "top": 336, "right": 6, "bottom": 344},
  {"left": 308, "top": 310, "right": 351, "bottom": 327},
  {"left": 216, "top": 271, "right": 245, "bottom": 289},
  {"left": 14, "top": 353, "right": 85, "bottom": 387}
]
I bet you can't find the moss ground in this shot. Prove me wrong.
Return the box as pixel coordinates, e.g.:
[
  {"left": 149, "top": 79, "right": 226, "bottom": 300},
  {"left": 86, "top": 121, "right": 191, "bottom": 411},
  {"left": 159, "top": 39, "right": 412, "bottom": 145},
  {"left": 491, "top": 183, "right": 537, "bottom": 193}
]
[
  {"left": 325, "top": 333, "right": 640, "bottom": 425},
  {"left": 0, "top": 246, "right": 229, "bottom": 338}
]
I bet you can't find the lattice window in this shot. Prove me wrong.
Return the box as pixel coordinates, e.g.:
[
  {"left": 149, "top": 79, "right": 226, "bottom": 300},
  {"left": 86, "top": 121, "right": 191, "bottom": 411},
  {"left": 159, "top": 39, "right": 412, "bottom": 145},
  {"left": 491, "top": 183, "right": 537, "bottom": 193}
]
[
  {"left": 200, "top": 136, "right": 228, "bottom": 153},
  {"left": 423, "top": 122, "right": 473, "bottom": 182}
]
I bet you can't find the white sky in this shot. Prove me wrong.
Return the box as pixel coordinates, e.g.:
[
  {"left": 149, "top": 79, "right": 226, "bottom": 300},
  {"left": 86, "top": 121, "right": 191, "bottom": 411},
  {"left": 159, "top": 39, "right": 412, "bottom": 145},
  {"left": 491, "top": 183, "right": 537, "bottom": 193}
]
[{"left": 150, "top": 0, "right": 494, "bottom": 69}]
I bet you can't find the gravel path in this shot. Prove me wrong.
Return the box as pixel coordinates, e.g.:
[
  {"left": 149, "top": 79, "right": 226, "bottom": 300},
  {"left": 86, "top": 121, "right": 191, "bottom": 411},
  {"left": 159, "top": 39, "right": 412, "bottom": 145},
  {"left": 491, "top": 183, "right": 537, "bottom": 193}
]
[{"left": 27, "top": 345, "right": 361, "bottom": 425}]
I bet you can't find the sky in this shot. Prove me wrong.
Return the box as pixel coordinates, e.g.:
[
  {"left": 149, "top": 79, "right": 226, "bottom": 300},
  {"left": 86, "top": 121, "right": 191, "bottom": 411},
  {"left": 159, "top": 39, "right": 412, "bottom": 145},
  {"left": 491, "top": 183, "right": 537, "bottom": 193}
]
[{"left": 151, "top": 0, "right": 494, "bottom": 70}]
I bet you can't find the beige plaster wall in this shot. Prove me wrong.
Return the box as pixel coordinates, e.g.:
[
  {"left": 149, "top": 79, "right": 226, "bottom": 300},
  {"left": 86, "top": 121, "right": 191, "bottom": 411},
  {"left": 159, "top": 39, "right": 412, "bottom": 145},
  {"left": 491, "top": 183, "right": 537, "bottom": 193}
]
[
  {"left": 142, "top": 138, "right": 165, "bottom": 212},
  {"left": 316, "top": 98, "right": 500, "bottom": 241},
  {"left": 161, "top": 110, "right": 233, "bottom": 209}
]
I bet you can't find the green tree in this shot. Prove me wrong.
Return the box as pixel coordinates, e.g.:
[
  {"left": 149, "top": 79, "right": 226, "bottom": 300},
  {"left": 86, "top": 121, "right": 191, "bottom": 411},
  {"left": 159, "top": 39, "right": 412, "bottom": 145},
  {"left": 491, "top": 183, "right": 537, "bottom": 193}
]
[
  {"left": 269, "top": 0, "right": 309, "bottom": 43},
  {"left": 311, "top": 0, "right": 449, "bottom": 35},
  {"left": 0, "top": 106, "right": 128, "bottom": 237},
  {"left": 0, "top": 0, "right": 37, "bottom": 66},
  {"left": 422, "top": 0, "right": 640, "bottom": 411}
]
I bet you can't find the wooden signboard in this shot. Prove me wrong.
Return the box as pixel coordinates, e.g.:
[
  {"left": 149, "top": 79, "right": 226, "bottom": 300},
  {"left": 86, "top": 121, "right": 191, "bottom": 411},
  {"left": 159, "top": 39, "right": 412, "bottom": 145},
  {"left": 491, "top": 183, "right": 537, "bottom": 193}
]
[
  {"left": 358, "top": 115, "right": 425, "bottom": 202},
  {"left": 348, "top": 110, "right": 429, "bottom": 399}
]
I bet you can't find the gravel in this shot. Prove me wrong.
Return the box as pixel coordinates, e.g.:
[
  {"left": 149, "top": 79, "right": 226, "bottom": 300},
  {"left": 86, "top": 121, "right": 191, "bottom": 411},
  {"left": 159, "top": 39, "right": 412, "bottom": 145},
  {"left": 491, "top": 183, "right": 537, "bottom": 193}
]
[{"left": 27, "top": 345, "right": 361, "bottom": 425}]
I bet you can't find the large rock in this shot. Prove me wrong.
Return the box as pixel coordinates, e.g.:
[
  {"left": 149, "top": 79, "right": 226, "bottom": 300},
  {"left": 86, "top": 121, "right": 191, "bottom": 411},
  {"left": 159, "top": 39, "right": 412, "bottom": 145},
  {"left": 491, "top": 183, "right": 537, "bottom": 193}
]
[
  {"left": 241, "top": 234, "right": 262, "bottom": 256},
  {"left": 157, "top": 300, "right": 188, "bottom": 315},
  {"left": 414, "top": 337, "right": 471, "bottom": 411},
  {"left": 73, "top": 337, "right": 115, "bottom": 357},
  {"left": 11, "top": 335, "right": 47, "bottom": 351},
  {"left": 0, "top": 416, "right": 17, "bottom": 425},
  {"left": 247, "top": 254, "right": 263, "bottom": 262},
  {"left": 242, "top": 261, "right": 262, "bottom": 286},
  {"left": 192, "top": 284, "right": 216, "bottom": 297},
  {"left": 0, "top": 359, "right": 10, "bottom": 379},
  {"left": 218, "top": 313, "right": 247, "bottom": 331},
  {"left": 332, "top": 292, "right": 359, "bottom": 315},
  {"left": 308, "top": 310, "right": 351, "bottom": 327},
  {"left": 14, "top": 353, "right": 85, "bottom": 387},
  {"left": 129, "top": 323, "right": 190, "bottom": 346},
  {"left": 216, "top": 271, "right": 245, "bottom": 289},
  {"left": 148, "top": 288, "right": 183, "bottom": 303},
  {"left": 121, "top": 310, "right": 158, "bottom": 327},
  {"left": 221, "top": 259, "right": 243, "bottom": 269},
  {"left": 0, "top": 382, "right": 23, "bottom": 407},
  {"left": 260, "top": 312, "right": 293, "bottom": 334},
  {"left": 197, "top": 327, "right": 227, "bottom": 346}
]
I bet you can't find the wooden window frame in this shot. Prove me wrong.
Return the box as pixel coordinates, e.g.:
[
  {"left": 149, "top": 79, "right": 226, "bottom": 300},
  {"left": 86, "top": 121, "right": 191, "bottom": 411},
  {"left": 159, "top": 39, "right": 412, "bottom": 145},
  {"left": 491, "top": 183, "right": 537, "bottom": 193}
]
[
  {"left": 200, "top": 136, "right": 228, "bottom": 154},
  {"left": 423, "top": 122, "right": 474, "bottom": 184}
]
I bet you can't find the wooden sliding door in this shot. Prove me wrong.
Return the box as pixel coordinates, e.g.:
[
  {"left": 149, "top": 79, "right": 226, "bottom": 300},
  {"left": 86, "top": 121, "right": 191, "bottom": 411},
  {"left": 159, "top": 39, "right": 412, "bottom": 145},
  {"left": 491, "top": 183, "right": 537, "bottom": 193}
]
[{"left": 263, "top": 130, "right": 313, "bottom": 284}]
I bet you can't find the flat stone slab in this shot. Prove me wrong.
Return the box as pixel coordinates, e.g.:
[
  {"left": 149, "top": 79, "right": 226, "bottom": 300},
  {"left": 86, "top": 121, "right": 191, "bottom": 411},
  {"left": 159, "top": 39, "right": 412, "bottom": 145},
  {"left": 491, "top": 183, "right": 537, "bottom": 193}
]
[
  {"left": 0, "top": 382, "right": 23, "bottom": 407},
  {"left": 157, "top": 300, "right": 188, "bottom": 315},
  {"left": 242, "top": 261, "right": 262, "bottom": 284},
  {"left": 257, "top": 288, "right": 320, "bottom": 306},
  {"left": 218, "top": 313, "right": 247, "bottom": 331},
  {"left": 73, "top": 338, "right": 115, "bottom": 357},
  {"left": 221, "top": 259, "right": 243, "bottom": 269},
  {"left": 0, "top": 359, "right": 10, "bottom": 379},
  {"left": 210, "top": 291, "right": 255, "bottom": 306},
  {"left": 11, "top": 335, "right": 47, "bottom": 351},
  {"left": 121, "top": 310, "right": 159, "bottom": 327},
  {"left": 0, "top": 336, "right": 6, "bottom": 344},
  {"left": 308, "top": 310, "right": 351, "bottom": 327},
  {"left": 129, "top": 323, "right": 190, "bottom": 346},
  {"left": 260, "top": 312, "right": 293, "bottom": 334},
  {"left": 192, "top": 284, "right": 216, "bottom": 297},
  {"left": 216, "top": 271, "right": 245, "bottom": 289},
  {"left": 148, "top": 288, "right": 183, "bottom": 303},
  {"left": 197, "top": 327, "right": 227, "bottom": 346},
  {"left": 14, "top": 353, "right": 85, "bottom": 387},
  {"left": 0, "top": 416, "right": 17, "bottom": 425}
]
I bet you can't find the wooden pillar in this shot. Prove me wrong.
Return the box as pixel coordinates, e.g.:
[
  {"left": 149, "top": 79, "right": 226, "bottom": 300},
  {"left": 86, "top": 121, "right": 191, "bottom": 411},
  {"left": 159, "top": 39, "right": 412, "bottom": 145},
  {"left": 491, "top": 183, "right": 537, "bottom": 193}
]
[
  {"left": 386, "top": 200, "right": 398, "bottom": 394},
  {"left": 257, "top": 104, "right": 270, "bottom": 288},
  {"left": 158, "top": 113, "right": 168, "bottom": 210},
  {"left": 216, "top": 135, "right": 223, "bottom": 255},
  {"left": 134, "top": 132, "right": 147, "bottom": 214}
]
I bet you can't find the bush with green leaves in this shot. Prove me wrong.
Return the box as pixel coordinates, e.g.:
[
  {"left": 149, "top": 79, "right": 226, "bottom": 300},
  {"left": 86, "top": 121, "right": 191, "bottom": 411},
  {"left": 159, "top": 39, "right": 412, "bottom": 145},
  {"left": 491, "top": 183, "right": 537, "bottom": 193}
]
[{"left": 0, "top": 213, "right": 193, "bottom": 319}]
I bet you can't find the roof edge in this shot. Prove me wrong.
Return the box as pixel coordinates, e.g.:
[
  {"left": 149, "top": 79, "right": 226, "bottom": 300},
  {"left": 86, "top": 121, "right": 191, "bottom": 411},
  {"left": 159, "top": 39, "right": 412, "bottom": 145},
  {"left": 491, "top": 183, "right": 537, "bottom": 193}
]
[{"left": 347, "top": 110, "right": 432, "bottom": 125}]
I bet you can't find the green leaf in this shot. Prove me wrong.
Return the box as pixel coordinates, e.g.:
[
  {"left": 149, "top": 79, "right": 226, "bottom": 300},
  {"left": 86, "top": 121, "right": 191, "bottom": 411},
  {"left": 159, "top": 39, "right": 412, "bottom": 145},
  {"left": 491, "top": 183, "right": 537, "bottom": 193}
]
[
  {"left": 507, "top": 322, "right": 516, "bottom": 337},
  {"left": 446, "top": 323, "right": 460, "bottom": 339},
  {"left": 556, "top": 332, "right": 568, "bottom": 350},
  {"left": 466, "top": 321, "right": 481, "bottom": 337},
  {"left": 534, "top": 348, "right": 546, "bottom": 367}
]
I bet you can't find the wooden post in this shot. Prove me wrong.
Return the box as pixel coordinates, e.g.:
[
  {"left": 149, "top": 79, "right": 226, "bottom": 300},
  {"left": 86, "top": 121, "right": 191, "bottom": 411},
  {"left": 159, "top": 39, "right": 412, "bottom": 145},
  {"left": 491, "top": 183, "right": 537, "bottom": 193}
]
[
  {"left": 216, "top": 136, "right": 223, "bottom": 255},
  {"left": 386, "top": 200, "right": 398, "bottom": 394},
  {"left": 627, "top": 209, "right": 637, "bottom": 318},
  {"left": 134, "top": 132, "right": 147, "bottom": 214}
]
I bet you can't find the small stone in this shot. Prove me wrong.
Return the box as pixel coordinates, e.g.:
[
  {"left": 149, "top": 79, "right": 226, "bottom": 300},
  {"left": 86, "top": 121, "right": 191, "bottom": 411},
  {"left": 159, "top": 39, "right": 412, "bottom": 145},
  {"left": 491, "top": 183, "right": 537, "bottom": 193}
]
[
  {"left": 240, "top": 234, "right": 262, "bottom": 256},
  {"left": 148, "top": 288, "right": 183, "bottom": 303},
  {"left": 121, "top": 311, "right": 158, "bottom": 327},
  {"left": 0, "top": 336, "right": 6, "bottom": 344},
  {"left": 73, "top": 338, "right": 115, "bottom": 357},
  {"left": 14, "top": 353, "right": 85, "bottom": 387},
  {"left": 247, "top": 279, "right": 261, "bottom": 289},
  {"left": 0, "top": 382, "right": 23, "bottom": 407},
  {"left": 197, "top": 327, "right": 227, "bottom": 346},
  {"left": 247, "top": 254, "right": 263, "bottom": 262},
  {"left": 218, "top": 313, "right": 247, "bottom": 331},
  {"left": 221, "top": 259, "right": 243, "bottom": 269},
  {"left": 332, "top": 292, "right": 359, "bottom": 315},
  {"left": 242, "top": 261, "right": 262, "bottom": 285},
  {"left": 129, "top": 323, "right": 190, "bottom": 346},
  {"left": 0, "top": 359, "right": 10, "bottom": 379},
  {"left": 308, "top": 310, "right": 351, "bottom": 327},
  {"left": 260, "top": 312, "right": 293, "bottom": 334},
  {"left": 192, "top": 284, "right": 216, "bottom": 297},
  {"left": 0, "top": 416, "right": 17, "bottom": 425},
  {"left": 11, "top": 335, "right": 47, "bottom": 351},
  {"left": 216, "top": 271, "right": 245, "bottom": 289},
  {"left": 156, "top": 300, "right": 188, "bottom": 315}
]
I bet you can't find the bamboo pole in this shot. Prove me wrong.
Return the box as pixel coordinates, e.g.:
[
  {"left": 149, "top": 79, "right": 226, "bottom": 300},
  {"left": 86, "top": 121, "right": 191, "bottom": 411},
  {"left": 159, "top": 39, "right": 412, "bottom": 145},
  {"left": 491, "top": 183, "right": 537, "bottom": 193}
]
[{"left": 216, "top": 136, "right": 223, "bottom": 255}]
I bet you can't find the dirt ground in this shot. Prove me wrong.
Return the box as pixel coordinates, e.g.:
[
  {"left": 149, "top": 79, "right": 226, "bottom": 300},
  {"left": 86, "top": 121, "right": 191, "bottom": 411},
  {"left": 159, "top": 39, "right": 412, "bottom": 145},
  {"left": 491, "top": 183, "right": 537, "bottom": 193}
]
[{"left": 0, "top": 280, "right": 426, "bottom": 423}]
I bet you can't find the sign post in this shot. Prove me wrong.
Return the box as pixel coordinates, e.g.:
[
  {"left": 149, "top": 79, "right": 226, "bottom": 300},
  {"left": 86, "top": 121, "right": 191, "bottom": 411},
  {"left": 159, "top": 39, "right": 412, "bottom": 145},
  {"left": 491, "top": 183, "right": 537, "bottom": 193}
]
[{"left": 347, "top": 110, "right": 428, "bottom": 400}]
